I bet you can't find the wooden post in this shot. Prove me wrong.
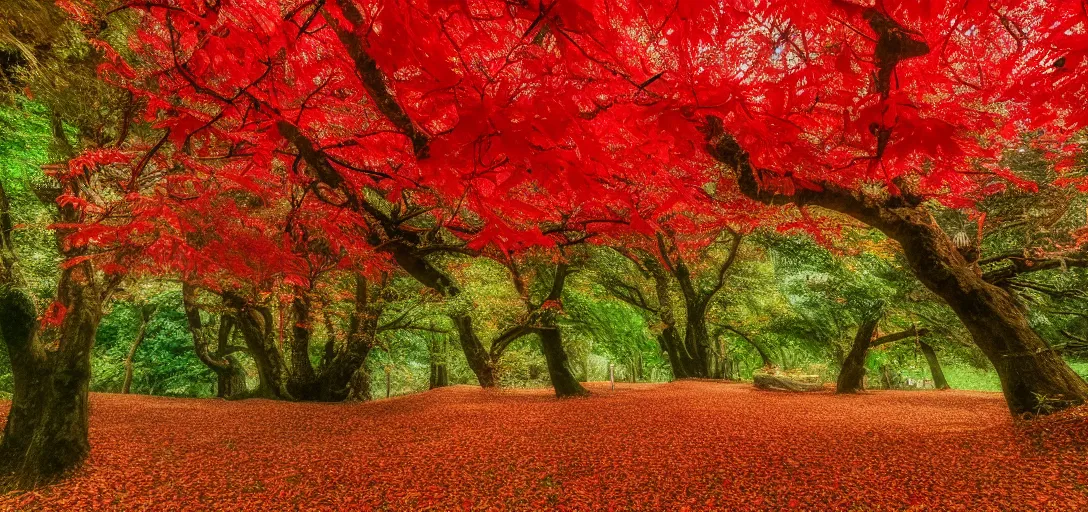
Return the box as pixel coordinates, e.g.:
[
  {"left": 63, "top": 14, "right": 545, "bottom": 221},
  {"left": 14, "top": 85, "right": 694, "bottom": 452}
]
[
  {"left": 609, "top": 363, "right": 615, "bottom": 391},
  {"left": 385, "top": 365, "right": 391, "bottom": 398}
]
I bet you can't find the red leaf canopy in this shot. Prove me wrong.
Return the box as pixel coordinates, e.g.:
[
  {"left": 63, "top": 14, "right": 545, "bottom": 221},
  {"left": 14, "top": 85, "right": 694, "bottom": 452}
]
[{"left": 64, "top": 0, "right": 1088, "bottom": 282}]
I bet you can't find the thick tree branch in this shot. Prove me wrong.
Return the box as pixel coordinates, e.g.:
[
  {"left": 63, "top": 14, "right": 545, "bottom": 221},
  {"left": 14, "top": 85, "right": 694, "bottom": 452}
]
[
  {"left": 325, "top": 0, "right": 430, "bottom": 157},
  {"left": 870, "top": 325, "right": 929, "bottom": 348},
  {"left": 489, "top": 325, "right": 531, "bottom": 360},
  {"left": 603, "top": 280, "right": 655, "bottom": 312},
  {"left": 982, "top": 252, "right": 1088, "bottom": 284}
]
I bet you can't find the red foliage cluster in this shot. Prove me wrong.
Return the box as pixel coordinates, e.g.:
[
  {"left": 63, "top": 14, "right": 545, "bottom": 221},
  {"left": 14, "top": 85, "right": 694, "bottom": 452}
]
[
  {"left": 2, "top": 381, "right": 1086, "bottom": 511},
  {"left": 55, "top": 0, "right": 1088, "bottom": 293}
]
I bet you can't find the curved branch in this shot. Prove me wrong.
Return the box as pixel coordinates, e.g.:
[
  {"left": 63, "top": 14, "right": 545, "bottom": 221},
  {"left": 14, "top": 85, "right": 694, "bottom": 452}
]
[
  {"left": 722, "top": 325, "right": 773, "bottom": 368},
  {"left": 870, "top": 325, "right": 929, "bottom": 348}
]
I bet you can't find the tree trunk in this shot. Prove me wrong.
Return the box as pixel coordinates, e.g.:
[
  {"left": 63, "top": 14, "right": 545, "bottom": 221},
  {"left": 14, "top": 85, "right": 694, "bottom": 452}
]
[
  {"left": 536, "top": 263, "right": 588, "bottom": 398},
  {"left": 292, "top": 274, "right": 380, "bottom": 402},
  {"left": 538, "top": 329, "right": 588, "bottom": 397},
  {"left": 0, "top": 268, "right": 102, "bottom": 490},
  {"left": 453, "top": 315, "right": 497, "bottom": 388},
  {"left": 286, "top": 295, "right": 321, "bottom": 401},
  {"left": 670, "top": 253, "right": 711, "bottom": 378},
  {"left": 642, "top": 257, "right": 700, "bottom": 380},
  {"left": 214, "top": 318, "right": 247, "bottom": 399},
  {"left": 182, "top": 285, "right": 247, "bottom": 399},
  {"left": 662, "top": 324, "right": 702, "bottom": 379},
  {"left": 346, "top": 365, "right": 371, "bottom": 402},
  {"left": 659, "top": 326, "right": 692, "bottom": 379},
  {"left": 0, "top": 180, "right": 17, "bottom": 283},
  {"left": 226, "top": 296, "right": 290, "bottom": 400},
  {"left": 705, "top": 117, "right": 1088, "bottom": 415},
  {"left": 430, "top": 361, "right": 449, "bottom": 389},
  {"left": 388, "top": 244, "right": 498, "bottom": 388},
  {"left": 837, "top": 313, "right": 880, "bottom": 394},
  {"left": 121, "top": 304, "right": 156, "bottom": 394},
  {"left": 315, "top": 336, "right": 375, "bottom": 402},
  {"left": 682, "top": 308, "right": 712, "bottom": 378},
  {"left": 429, "top": 335, "right": 449, "bottom": 389},
  {"left": 888, "top": 211, "right": 1088, "bottom": 414},
  {"left": 919, "top": 341, "right": 950, "bottom": 390}
]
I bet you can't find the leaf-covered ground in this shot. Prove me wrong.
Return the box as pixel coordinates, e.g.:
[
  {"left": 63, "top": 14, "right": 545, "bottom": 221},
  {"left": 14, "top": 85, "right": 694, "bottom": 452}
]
[{"left": 2, "top": 381, "right": 1086, "bottom": 511}]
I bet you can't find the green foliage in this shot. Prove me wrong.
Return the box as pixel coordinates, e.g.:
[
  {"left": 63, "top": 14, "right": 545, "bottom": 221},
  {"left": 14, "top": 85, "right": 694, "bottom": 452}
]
[
  {"left": 751, "top": 231, "right": 992, "bottom": 385},
  {"left": 494, "top": 343, "right": 550, "bottom": 388},
  {"left": 565, "top": 274, "right": 669, "bottom": 382},
  {"left": 91, "top": 291, "right": 215, "bottom": 397},
  {"left": 367, "top": 329, "right": 430, "bottom": 398},
  {"left": 0, "top": 338, "right": 10, "bottom": 395},
  {"left": 0, "top": 100, "right": 62, "bottom": 299}
]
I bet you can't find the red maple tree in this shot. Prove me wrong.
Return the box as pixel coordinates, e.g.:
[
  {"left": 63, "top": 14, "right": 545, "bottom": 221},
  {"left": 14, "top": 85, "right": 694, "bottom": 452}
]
[{"left": 4, "top": 0, "right": 1088, "bottom": 491}]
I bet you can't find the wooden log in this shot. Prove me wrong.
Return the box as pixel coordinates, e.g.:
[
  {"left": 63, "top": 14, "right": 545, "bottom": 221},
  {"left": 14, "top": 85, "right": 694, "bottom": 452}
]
[{"left": 753, "top": 373, "right": 825, "bottom": 392}]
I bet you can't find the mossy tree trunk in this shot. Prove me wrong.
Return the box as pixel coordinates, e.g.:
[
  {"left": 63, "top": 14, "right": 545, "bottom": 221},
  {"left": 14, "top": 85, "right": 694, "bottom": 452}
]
[
  {"left": 429, "top": 334, "right": 449, "bottom": 389},
  {"left": 183, "top": 284, "right": 248, "bottom": 399},
  {"left": 0, "top": 262, "right": 103, "bottom": 490},
  {"left": 658, "top": 231, "right": 743, "bottom": 380},
  {"left": 223, "top": 293, "right": 291, "bottom": 400}
]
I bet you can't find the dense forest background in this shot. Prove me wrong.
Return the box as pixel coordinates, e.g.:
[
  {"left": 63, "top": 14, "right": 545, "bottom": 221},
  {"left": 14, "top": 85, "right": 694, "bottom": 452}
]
[{"left": 5, "top": 90, "right": 1087, "bottom": 399}]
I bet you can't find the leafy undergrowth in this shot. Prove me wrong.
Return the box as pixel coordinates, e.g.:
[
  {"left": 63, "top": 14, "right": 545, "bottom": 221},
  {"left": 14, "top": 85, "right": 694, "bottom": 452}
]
[{"left": 1, "top": 382, "right": 1087, "bottom": 511}]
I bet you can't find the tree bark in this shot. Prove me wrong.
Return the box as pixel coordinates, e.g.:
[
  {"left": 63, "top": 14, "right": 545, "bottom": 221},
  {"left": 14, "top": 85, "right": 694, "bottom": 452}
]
[
  {"left": 452, "top": 315, "right": 497, "bottom": 387},
  {"left": 883, "top": 213, "right": 1088, "bottom": 413},
  {"left": 682, "top": 303, "right": 712, "bottom": 378},
  {"left": 280, "top": 276, "right": 382, "bottom": 400},
  {"left": 429, "top": 335, "right": 449, "bottom": 389},
  {"left": 657, "top": 328, "right": 690, "bottom": 379},
  {"left": 347, "top": 365, "right": 371, "bottom": 401},
  {"left": 183, "top": 284, "right": 247, "bottom": 399},
  {"left": 213, "top": 317, "right": 247, "bottom": 399},
  {"left": 286, "top": 295, "right": 320, "bottom": 400},
  {"left": 647, "top": 256, "right": 700, "bottom": 379},
  {"left": 919, "top": 341, "right": 950, "bottom": 390},
  {"left": 536, "top": 264, "right": 588, "bottom": 398},
  {"left": 429, "top": 360, "right": 449, "bottom": 389},
  {"left": 224, "top": 294, "right": 290, "bottom": 400},
  {"left": 0, "top": 128, "right": 109, "bottom": 488},
  {"left": 0, "top": 180, "right": 16, "bottom": 283},
  {"left": 310, "top": 275, "right": 378, "bottom": 401},
  {"left": 667, "top": 245, "right": 711, "bottom": 378},
  {"left": 121, "top": 304, "right": 157, "bottom": 394},
  {"left": 0, "top": 264, "right": 102, "bottom": 490},
  {"left": 837, "top": 312, "right": 881, "bottom": 394},
  {"left": 538, "top": 328, "right": 589, "bottom": 397},
  {"left": 658, "top": 231, "right": 743, "bottom": 380}
]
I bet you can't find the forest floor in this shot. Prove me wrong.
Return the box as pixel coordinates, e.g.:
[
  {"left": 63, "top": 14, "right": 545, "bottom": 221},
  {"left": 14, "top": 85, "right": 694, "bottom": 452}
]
[{"left": 1, "top": 381, "right": 1087, "bottom": 511}]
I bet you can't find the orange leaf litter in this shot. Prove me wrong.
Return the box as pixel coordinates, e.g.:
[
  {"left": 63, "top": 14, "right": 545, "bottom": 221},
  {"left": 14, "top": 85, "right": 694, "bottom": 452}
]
[{"left": 2, "top": 381, "right": 1086, "bottom": 511}]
